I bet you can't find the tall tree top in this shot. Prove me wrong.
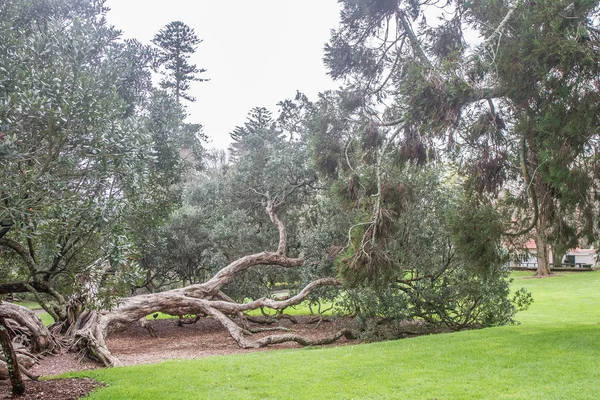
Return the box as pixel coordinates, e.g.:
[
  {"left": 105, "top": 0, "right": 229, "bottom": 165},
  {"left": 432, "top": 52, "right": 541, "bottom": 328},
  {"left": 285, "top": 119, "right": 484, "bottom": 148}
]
[{"left": 152, "top": 21, "right": 207, "bottom": 103}]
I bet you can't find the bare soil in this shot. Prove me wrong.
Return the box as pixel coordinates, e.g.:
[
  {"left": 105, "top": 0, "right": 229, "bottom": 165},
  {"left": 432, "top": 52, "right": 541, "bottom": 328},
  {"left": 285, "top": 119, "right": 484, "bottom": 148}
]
[{"left": 1, "top": 316, "right": 353, "bottom": 399}]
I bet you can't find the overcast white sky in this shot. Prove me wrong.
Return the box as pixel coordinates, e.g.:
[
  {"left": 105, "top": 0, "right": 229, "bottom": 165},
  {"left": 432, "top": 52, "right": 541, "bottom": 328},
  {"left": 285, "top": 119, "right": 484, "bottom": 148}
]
[{"left": 104, "top": 1, "right": 341, "bottom": 150}]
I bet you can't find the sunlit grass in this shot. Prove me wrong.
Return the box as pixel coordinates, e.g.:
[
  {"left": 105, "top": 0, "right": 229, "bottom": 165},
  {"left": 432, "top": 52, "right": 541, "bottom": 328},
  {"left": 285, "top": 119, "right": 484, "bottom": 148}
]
[
  {"left": 38, "top": 312, "right": 54, "bottom": 326},
  {"left": 62, "top": 271, "right": 600, "bottom": 399},
  {"left": 14, "top": 301, "right": 42, "bottom": 310}
]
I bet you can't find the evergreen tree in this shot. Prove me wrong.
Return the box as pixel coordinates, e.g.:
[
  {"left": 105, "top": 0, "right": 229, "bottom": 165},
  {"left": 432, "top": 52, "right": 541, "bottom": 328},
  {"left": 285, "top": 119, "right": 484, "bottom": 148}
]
[
  {"left": 228, "top": 107, "right": 280, "bottom": 161},
  {"left": 323, "top": 0, "right": 600, "bottom": 277},
  {"left": 152, "top": 21, "right": 207, "bottom": 103}
]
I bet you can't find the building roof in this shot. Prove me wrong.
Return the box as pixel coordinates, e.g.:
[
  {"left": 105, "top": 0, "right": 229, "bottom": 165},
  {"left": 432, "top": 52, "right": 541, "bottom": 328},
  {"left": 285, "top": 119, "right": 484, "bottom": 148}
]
[{"left": 522, "top": 238, "right": 595, "bottom": 254}]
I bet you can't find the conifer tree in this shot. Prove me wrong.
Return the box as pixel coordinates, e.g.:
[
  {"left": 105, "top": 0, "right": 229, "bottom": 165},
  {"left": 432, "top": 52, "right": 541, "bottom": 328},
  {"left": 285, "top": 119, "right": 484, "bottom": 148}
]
[
  {"left": 323, "top": 0, "right": 600, "bottom": 277},
  {"left": 153, "top": 21, "right": 207, "bottom": 103}
]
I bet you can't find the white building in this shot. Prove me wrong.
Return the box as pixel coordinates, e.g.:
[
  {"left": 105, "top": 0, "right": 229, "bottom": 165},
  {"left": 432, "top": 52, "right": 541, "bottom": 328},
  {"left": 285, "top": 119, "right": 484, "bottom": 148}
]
[{"left": 519, "top": 239, "right": 597, "bottom": 268}]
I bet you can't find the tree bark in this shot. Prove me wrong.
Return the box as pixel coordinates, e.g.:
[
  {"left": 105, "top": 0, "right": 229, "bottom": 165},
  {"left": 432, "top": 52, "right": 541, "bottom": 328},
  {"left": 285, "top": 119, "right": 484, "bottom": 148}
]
[
  {"left": 0, "top": 281, "right": 52, "bottom": 296},
  {"left": 551, "top": 247, "right": 566, "bottom": 268},
  {"left": 66, "top": 202, "right": 349, "bottom": 367},
  {"left": 67, "top": 276, "right": 343, "bottom": 367},
  {"left": 534, "top": 221, "right": 552, "bottom": 276},
  {"left": 0, "top": 316, "right": 25, "bottom": 396},
  {"left": 0, "top": 302, "right": 57, "bottom": 354}
]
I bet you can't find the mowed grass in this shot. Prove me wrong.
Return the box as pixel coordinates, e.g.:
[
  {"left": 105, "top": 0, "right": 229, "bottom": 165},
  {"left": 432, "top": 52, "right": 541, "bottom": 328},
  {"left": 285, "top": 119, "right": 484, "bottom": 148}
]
[
  {"left": 147, "top": 299, "right": 335, "bottom": 320},
  {"left": 65, "top": 271, "right": 600, "bottom": 399},
  {"left": 14, "top": 300, "right": 43, "bottom": 310},
  {"left": 14, "top": 300, "right": 55, "bottom": 325}
]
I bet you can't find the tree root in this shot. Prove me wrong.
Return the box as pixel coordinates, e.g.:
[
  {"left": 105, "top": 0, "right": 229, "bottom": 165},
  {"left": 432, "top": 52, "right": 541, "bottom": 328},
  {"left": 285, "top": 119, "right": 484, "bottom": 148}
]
[
  {"left": 244, "top": 315, "right": 277, "bottom": 325},
  {"left": 254, "top": 329, "right": 357, "bottom": 347},
  {"left": 306, "top": 315, "right": 332, "bottom": 329},
  {"left": 2, "top": 360, "right": 41, "bottom": 381},
  {"left": 245, "top": 326, "right": 292, "bottom": 334},
  {"left": 245, "top": 313, "right": 298, "bottom": 325}
]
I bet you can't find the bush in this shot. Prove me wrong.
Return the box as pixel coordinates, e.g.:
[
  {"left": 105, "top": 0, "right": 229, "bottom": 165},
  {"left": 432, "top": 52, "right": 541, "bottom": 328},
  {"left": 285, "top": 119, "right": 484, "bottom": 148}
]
[{"left": 333, "top": 167, "right": 532, "bottom": 336}]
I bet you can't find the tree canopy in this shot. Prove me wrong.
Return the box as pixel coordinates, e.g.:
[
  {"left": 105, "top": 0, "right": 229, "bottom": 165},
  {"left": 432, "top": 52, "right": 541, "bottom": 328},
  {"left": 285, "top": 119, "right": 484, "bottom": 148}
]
[
  {"left": 322, "top": 0, "right": 600, "bottom": 276},
  {"left": 0, "top": 0, "right": 204, "bottom": 321}
]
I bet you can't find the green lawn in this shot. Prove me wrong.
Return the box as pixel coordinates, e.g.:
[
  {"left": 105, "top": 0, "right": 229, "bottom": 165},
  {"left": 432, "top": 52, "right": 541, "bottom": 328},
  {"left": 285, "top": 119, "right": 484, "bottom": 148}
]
[
  {"left": 64, "top": 271, "right": 600, "bottom": 399},
  {"left": 14, "top": 301, "right": 55, "bottom": 326},
  {"left": 147, "top": 299, "right": 335, "bottom": 320},
  {"left": 14, "top": 300, "right": 42, "bottom": 310}
]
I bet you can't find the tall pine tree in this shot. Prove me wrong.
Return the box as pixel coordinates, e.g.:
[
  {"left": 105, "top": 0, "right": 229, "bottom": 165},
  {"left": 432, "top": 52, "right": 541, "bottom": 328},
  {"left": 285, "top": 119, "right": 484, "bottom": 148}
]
[{"left": 153, "top": 21, "right": 207, "bottom": 103}]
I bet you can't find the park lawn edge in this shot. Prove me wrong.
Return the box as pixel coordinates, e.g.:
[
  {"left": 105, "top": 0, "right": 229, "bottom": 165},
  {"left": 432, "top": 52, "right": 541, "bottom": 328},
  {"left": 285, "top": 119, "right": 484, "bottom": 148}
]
[{"left": 59, "top": 271, "right": 600, "bottom": 399}]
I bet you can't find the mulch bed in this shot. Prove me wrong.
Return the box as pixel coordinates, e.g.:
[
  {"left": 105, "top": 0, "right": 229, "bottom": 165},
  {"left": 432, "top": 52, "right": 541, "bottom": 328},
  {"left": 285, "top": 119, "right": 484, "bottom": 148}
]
[
  {"left": 0, "top": 378, "right": 102, "bottom": 400},
  {"left": 1, "top": 315, "right": 354, "bottom": 399}
]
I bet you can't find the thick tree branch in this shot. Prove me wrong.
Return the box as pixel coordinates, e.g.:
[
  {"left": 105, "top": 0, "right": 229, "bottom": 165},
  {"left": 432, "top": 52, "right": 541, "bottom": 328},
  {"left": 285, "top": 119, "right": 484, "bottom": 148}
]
[
  {"left": 206, "top": 278, "right": 341, "bottom": 314},
  {"left": 482, "top": 1, "right": 520, "bottom": 48},
  {"left": 184, "top": 252, "right": 304, "bottom": 297},
  {"left": 267, "top": 200, "right": 287, "bottom": 255},
  {"left": 397, "top": 11, "right": 432, "bottom": 69},
  {"left": 23, "top": 283, "right": 61, "bottom": 322},
  {"left": 0, "top": 282, "right": 50, "bottom": 295},
  {"left": 0, "top": 222, "right": 12, "bottom": 240},
  {"left": 0, "top": 237, "right": 38, "bottom": 276},
  {"left": 65, "top": 201, "right": 348, "bottom": 367}
]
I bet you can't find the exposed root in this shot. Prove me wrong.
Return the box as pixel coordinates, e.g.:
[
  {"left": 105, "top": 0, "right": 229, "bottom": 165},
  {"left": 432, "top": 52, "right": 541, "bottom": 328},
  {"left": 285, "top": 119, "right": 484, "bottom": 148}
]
[
  {"left": 306, "top": 315, "right": 332, "bottom": 329},
  {"left": 19, "top": 363, "right": 39, "bottom": 381},
  {"left": 0, "top": 359, "right": 35, "bottom": 381},
  {"left": 0, "top": 302, "right": 58, "bottom": 354},
  {"left": 245, "top": 326, "right": 292, "bottom": 334},
  {"left": 244, "top": 315, "right": 278, "bottom": 325},
  {"left": 246, "top": 313, "right": 298, "bottom": 325},
  {"left": 254, "top": 329, "right": 357, "bottom": 347}
]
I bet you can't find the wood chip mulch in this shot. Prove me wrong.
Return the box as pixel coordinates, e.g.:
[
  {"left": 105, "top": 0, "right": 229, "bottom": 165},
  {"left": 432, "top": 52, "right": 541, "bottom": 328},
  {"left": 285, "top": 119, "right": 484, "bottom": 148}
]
[{"left": 0, "top": 378, "right": 102, "bottom": 400}]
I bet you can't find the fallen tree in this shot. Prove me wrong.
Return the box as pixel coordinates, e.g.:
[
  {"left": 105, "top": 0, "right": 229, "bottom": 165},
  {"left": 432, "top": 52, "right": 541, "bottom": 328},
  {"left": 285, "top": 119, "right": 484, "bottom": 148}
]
[{"left": 66, "top": 200, "right": 352, "bottom": 367}]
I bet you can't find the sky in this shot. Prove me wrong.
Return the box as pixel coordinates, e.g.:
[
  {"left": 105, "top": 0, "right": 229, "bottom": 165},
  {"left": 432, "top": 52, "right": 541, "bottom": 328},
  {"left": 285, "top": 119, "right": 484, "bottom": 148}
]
[{"left": 104, "top": 0, "right": 342, "bottom": 150}]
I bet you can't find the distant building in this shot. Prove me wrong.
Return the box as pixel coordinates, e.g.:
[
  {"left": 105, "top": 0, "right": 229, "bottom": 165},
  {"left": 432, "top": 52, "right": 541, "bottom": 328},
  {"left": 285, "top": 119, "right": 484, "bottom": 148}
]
[{"left": 516, "top": 239, "right": 597, "bottom": 269}]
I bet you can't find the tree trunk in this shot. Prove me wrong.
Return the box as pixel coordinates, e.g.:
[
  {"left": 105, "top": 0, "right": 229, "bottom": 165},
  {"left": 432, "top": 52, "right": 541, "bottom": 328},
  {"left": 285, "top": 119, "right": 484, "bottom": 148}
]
[
  {"left": 0, "top": 316, "right": 25, "bottom": 396},
  {"left": 551, "top": 247, "right": 566, "bottom": 269},
  {"left": 0, "top": 302, "right": 58, "bottom": 354},
  {"left": 66, "top": 201, "right": 350, "bottom": 367},
  {"left": 534, "top": 217, "right": 552, "bottom": 276}
]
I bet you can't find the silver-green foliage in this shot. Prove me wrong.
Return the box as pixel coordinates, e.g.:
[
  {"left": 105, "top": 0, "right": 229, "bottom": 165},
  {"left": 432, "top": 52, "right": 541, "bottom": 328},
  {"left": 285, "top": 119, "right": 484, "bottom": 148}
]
[{"left": 0, "top": 0, "right": 187, "bottom": 309}]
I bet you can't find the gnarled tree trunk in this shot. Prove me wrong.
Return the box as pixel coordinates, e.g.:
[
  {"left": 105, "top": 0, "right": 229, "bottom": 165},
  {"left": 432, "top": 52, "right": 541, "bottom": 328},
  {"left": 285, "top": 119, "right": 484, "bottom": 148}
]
[
  {"left": 67, "top": 200, "right": 350, "bottom": 367},
  {"left": 0, "top": 302, "right": 58, "bottom": 355}
]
